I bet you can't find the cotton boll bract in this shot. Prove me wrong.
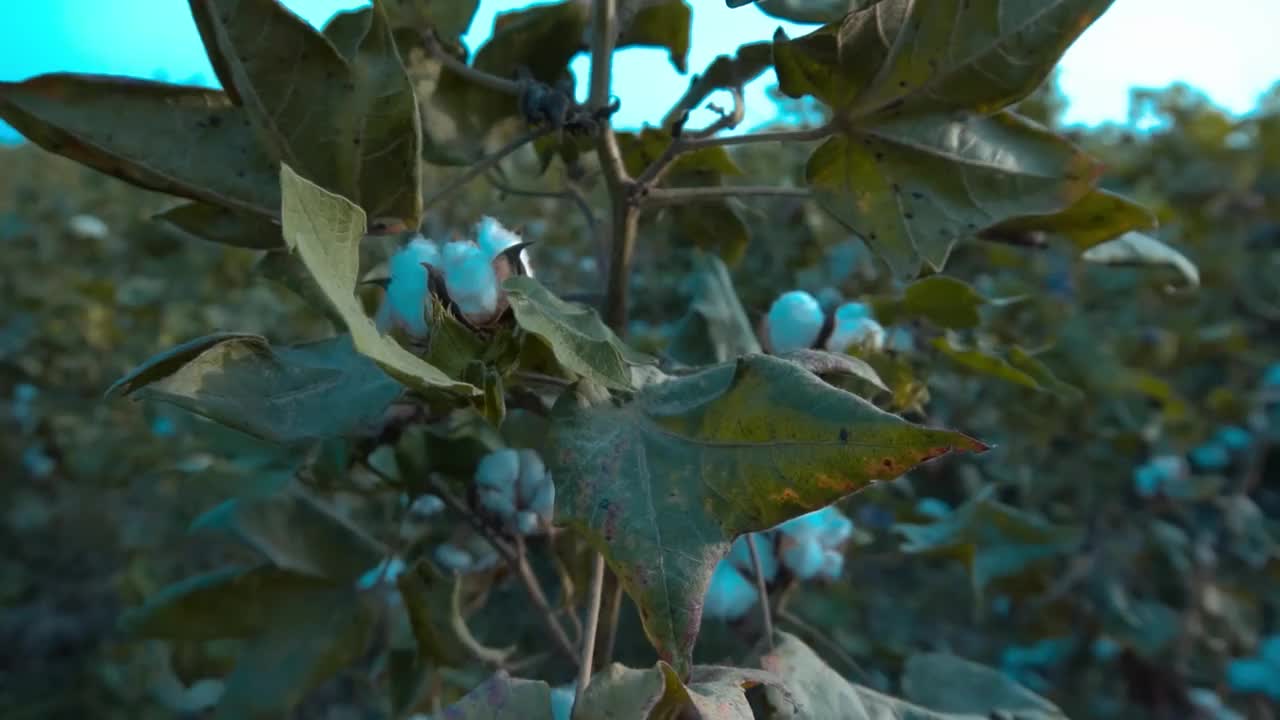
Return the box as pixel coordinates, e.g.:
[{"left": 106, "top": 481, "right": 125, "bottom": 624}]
[
  {"left": 765, "top": 290, "right": 824, "bottom": 353},
  {"left": 703, "top": 559, "right": 759, "bottom": 621},
  {"left": 376, "top": 235, "right": 440, "bottom": 339}
]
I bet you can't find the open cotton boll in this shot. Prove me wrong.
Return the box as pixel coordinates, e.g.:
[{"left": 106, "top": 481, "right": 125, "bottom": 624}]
[
  {"left": 819, "top": 548, "right": 845, "bottom": 580},
  {"left": 409, "top": 494, "right": 445, "bottom": 518},
  {"left": 527, "top": 481, "right": 555, "bottom": 523},
  {"left": 826, "top": 313, "right": 885, "bottom": 353},
  {"left": 475, "top": 216, "right": 532, "bottom": 276},
  {"left": 703, "top": 560, "right": 759, "bottom": 621},
  {"left": 766, "top": 290, "right": 824, "bottom": 353},
  {"left": 515, "top": 449, "right": 548, "bottom": 506},
  {"left": 376, "top": 235, "right": 440, "bottom": 338},
  {"left": 780, "top": 536, "right": 826, "bottom": 580},
  {"left": 475, "top": 449, "right": 520, "bottom": 517},
  {"left": 1227, "top": 657, "right": 1280, "bottom": 699},
  {"left": 550, "top": 684, "right": 575, "bottom": 720},
  {"left": 67, "top": 213, "right": 109, "bottom": 241},
  {"left": 1189, "top": 442, "right": 1231, "bottom": 472},
  {"left": 1214, "top": 425, "right": 1252, "bottom": 452},
  {"left": 434, "top": 543, "right": 474, "bottom": 572},
  {"left": 727, "top": 533, "right": 778, "bottom": 584},
  {"left": 440, "top": 241, "right": 501, "bottom": 322}
]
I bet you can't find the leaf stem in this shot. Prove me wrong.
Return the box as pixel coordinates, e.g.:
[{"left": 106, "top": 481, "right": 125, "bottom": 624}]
[
  {"left": 575, "top": 551, "right": 607, "bottom": 706},
  {"left": 745, "top": 534, "right": 775, "bottom": 649},
  {"left": 644, "top": 185, "right": 812, "bottom": 207},
  {"left": 422, "top": 128, "right": 553, "bottom": 211},
  {"left": 599, "top": 581, "right": 624, "bottom": 670}
]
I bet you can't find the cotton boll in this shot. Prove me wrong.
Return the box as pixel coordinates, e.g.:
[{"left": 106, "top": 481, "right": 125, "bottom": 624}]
[
  {"left": 515, "top": 511, "right": 541, "bottom": 536},
  {"left": 378, "top": 235, "right": 440, "bottom": 338},
  {"left": 1263, "top": 363, "right": 1280, "bottom": 389},
  {"left": 766, "top": 290, "right": 824, "bottom": 353},
  {"left": 409, "top": 494, "right": 445, "bottom": 518},
  {"left": 67, "top": 213, "right": 109, "bottom": 241},
  {"left": 826, "top": 315, "right": 885, "bottom": 353},
  {"left": 818, "top": 548, "right": 844, "bottom": 580},
  {"left": 915, "top": 497, "right": 952, "bottom": 519},
  {"left": 1133, "top": 464, "right": 1164, "bottom": 498},
  {"left": 515, "top": 448, "right": 548, "bottom": 507},
  {"left": 434, "top": 543, "right": 474, "bottom": 572},
  {"left": 527, "top": 480, "right": 555, "bottom": 523},
  {"left": 727, "top": 534, "right": 778, "bottom": 584},
  {"left": 781, "top": 536, "right": 825, "bottom": 580},
  {"left": 441, "top": 241, "right": 500, "bottom": 322},
  {"left": 356, "top": 556, "right": 407, "bottom": 590},
  {"left": 550, "top": 684, "right": 575, "bottom": 720},
  {"left": 1214, "top": 425, "right": 1252, "bottom": 452},
  {"left": 1189, "top": 442, "right": 1231, "bottom": 473},
  {"left": 818, "top": 508, "right": 853, "bottom": 546},
  {"left": 475, "top": 216, "right": 532, "bottom": 276},
  {"left": 475, "top": 449, "right": 520, "bottom": 518},
  {"left": 1256, "top": 634, "right": 1280, "bottom": 668},
  {"left": 703, "top": 560, "right": 759, "bottom": 621},
  {"left": 1227, "top": 658, "right": 1280, "bottom": 698}
]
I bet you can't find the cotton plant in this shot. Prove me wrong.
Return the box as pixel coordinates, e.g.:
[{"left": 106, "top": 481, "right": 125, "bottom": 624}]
[{"left": 474, "top": 448, "right": 555, "bottom": 536}]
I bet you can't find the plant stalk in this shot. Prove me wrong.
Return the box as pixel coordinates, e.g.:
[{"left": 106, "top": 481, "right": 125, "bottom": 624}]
[{"left": 575, "top": 552, "right": 607, "bottom": 707}]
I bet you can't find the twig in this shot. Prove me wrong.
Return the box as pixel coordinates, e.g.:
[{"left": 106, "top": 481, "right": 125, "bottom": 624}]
[
  {"left": 599, "top": 581, "right": 624, "bottom": 670},
  {"left": 424, "top": 475, "right": 579, "bottom": 665},
  {"left": 634, "top": 120, "right": 831, "bottom": 194},
  {"left": 634, "top": 86, "right": 746, "bottom": 189},
  {"left": 422, "top": 31, "right": 520, "bottom": 96},
  {"left": 575, "top": 552, "right": 607, "bottom": 707},
  {"left": 422, "top": 128, "right": 554, "bottom": 211},
  {"left": 645, "top": 185, "right": 812, "bottom": 207},
  {"left": 485, "top": 172, "right": 599, "bottom": 237},
  {"left": 745, "top": 534, "right": 775, "bottom": 649}
]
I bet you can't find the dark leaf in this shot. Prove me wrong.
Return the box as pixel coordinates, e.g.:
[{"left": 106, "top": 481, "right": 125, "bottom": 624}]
[
  {"left": 902, "top": 653, "right": 1067, "bottom": 719},
  {"left": 192, "top": 488, "right": 386, "bottom": 583},
  {"left": 548, "top": 353, "right": 986, "bottom": 672},
  {"left": 1082, "top": 231, "right": 1200, "bottom": 291},
  {"left": 107, "top": 333, "right": 404, "bottom": 444},
  {"left": 667, "top": 252, "right": 763, "bottom": 366},
  {"left": 396, "top": 560, "right": 514, "bottom": 668},
  {"left": 618, "top": 1, "right": 693, "bottom": 73},
  {"left": 873, "top": 276, "right": 987, "bottom": 330},
  {"left": 754, "top": 0, "right": 888, "bottom": 23},
  {"left": 980, "top": 187, "right": 1157, "bottom": 250},
  {"left": 154, "top": 202, "right": 283, "bottom": 250},
  {"left": 436, "top": 671, "right": 554, "bottom": 720},
  {"left": 576, "top": 661, "right": 789, "bottom": 719},
  {"left": 504, "top": 275, "right": 658, "bottom": 392},
  {"left": 0, "top": 74, "right": 279, "bottom": 216}
]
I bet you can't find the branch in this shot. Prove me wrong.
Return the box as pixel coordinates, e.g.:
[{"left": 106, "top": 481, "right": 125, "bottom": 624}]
[
  {"left": 645, "top": 185, "right": 812, "bottom": 207},
  {"left": 422, "top": 32, "right": 519, "bottom": 96},
  {"left": 634, "top": 85, "right": 746, "bottom": 189},
  {"left": 422, "top": 128, "right": 554, "bottom": 210},
  {"left": 485, "top": 172, "right": 599, "bottom": 237},
  {"left": 589, "top": 0, "right": 628, "bottom": 190}
]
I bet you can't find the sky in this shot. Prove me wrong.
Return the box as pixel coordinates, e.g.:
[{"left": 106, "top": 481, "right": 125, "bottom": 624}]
[{"left": 1, "top": 0, "right": 1278, "bottom": 144}]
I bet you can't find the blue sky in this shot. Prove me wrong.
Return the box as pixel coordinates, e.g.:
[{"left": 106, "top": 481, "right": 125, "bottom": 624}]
[{"left": 2, "top": 0, "right": 1278, "bottom": 143}]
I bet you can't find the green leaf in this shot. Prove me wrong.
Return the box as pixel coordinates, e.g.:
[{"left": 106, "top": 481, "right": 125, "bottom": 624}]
[
  {"left": 0, "top": 74, "right": 279, "bottom": 216},
  {"left": 670, "top": 201, "right": 751, "bottom": 266},
  {"left": 873, "top": 276, "right": 987, "bottom": 330},
  {"left": 618, "top": 1, "right": 692, "bottom": 73},
  {"left": 667, "top": 252, "right": 763, "bottom": 367},
  {"left": 423, "top": 296, "right": 488, "bottom": 379},
  {"left": 1082, "top": 231, "right": 1200, "bottom": 291},
  {"left": 806, "top": 112, "right": 1100, "bottom": 276},
  {"left": 753, "top": 631, "right": 984, "bottom": 719},
  {"left": 548, "top": 353, "right": 986, "bottom": 672},
  {"left": 475, "top": 1, "right": 588, "bottom": 82},
  {"left": 214, "top": 588, "right": 378, "bottom": 720},
  {"left": 436, "top": 671, "right": 554, "bottom": 720},
  {"left": 754, "top": 0, "right": 888, "bottom": 24},
  {"left": 902, "top": 653, "right": 1067, "bottom": 719},
  {"left": 120, "top": 565, "right": 336, "bottom": 641},
  {"left": 154, "top": 202, "right": 283, "bottom": 249},
  {"left": 979, "top": 187, "right": 1157, "bottom": 250},
  {"left": 783, "top": 0, "right": 1114, "bottom": 117},
  {"left": 576, "top": 662, "right": 789, "bottom": 719},
  {"left": 396, "top": 560, "right": 514, "bottom": 667},
  {"left": 503, "top": 275, "right": 658, "bottom": 392},
  {"left": 106, "top": 333, "right": 404, "bottom": 444},
  {"left": 382, "top": 0, "right": 479, "bottom": 40},
  {"left": 776, "top": 349, "right": 888, "bottom": 394},
  {"left": 192, "top": 489, "right": 386, "bottom": 583},
  {"left": 931, "top": 337, "right": 1043, "bottom": 392},
  {"left": 698, "top": 41, "right": 774, "bottom": 90},
  {"left": 256, "top": 251, "right": 345, "bottom": 329},
  {"left": 321, "top": 7, "right": 374, "bottom": 59},
  {"left": 279, "top": 164, "right": 477, "bottom": 397},
  {"left": 619, "top": 127, "right": 743, "bottom": 179},
  {"left": 894, "top": 486, "right": 1081, "bottom": 595},
  {"left": 1006, "top": 346, "right": 1083, "bottom": 402},
  {"left": 192, "top": 0, "right": 423, "bottom": 226}
]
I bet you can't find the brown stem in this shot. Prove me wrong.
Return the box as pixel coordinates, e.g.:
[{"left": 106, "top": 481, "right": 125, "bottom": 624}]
[
  {"left": 576, "top": 552, "right": 607, "bottom": 706},
  {"left": 644, "top": 185, "right": 811, "bottom": 207},
  {"left": 598, "top": 581, "right": 624, "bottom": 671},
  {"left": 422, "top": 32, "right": 520, "bottom": 96},
  {"left": 745, "top": 534, "right": 775, "bottom": 649}
]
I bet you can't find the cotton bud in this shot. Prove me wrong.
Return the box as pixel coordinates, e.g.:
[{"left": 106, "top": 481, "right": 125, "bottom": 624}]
[
  {"left": 376, "top": 234, "right": 440, "bottom": 339},
  {"left": 727, "top": 533, "right": 778, "bottom": 584},
  {"left": 765, "top": 290, "right": 824, "bottom": 353},
  {"left": 826, "top": 302, "right": 885, "bottom": 353},
  {"left": 703, "top": 559, "right": 758, "bottom": 621},
  {"left": 67, "top": 213, "right": 109, "bottom": 241}
]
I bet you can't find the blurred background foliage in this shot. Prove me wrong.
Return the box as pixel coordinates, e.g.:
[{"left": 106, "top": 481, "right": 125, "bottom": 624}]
[{"left": 3, "top": 70, "right": 1280, "bottom": 719}]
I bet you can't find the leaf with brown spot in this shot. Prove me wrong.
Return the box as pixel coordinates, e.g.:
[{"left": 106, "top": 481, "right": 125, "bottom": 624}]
[{"left": 547, "top": 353, "right": 986, "bottom": 674}]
